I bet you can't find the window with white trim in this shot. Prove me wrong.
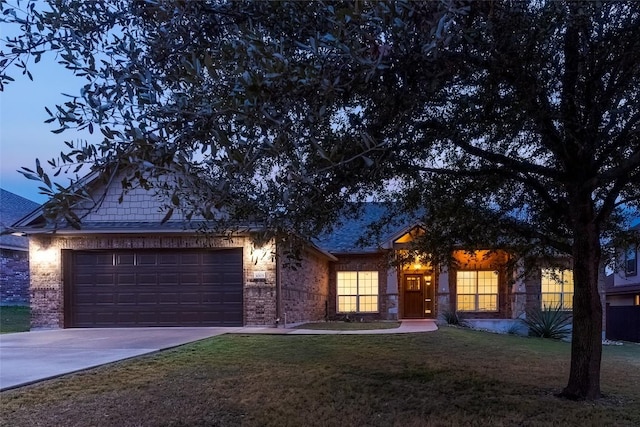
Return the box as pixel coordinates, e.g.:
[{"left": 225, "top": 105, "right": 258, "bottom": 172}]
[
  {"left": 337, "top": 271, "right": 379, "bottom": 313},
  {"left": 456, "top": 270, "right": 498, "bottom": 311},
  {"left": 541, "top": 268, "right": 574, "bottom": 310}
]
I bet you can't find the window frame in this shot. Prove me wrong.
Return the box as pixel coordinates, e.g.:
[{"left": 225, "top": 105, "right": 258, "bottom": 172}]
[
  {"left": 540, "top": 268, "right": 574, "bottom": 311},
  {"left": 455, "top": 270, "right": 499, "bottom": 312},
  {"left": 625, "top": 245, "right": 637, "bottom": 277},
  {"left": 336, "top": 271, "right": 379, "bottom": 313}
]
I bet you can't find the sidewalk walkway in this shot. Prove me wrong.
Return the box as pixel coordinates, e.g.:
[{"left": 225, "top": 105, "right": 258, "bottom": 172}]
[{"left": 235, "top": 319, "right": 438, "bottom": 335}]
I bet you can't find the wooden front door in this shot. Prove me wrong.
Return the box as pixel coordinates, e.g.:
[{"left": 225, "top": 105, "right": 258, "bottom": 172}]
[
  {"left": 403, "top": 273, "right": 435, "bottom": 318},
  {"left": 404, "top": 275, "right": 424, "bottom": 318}
]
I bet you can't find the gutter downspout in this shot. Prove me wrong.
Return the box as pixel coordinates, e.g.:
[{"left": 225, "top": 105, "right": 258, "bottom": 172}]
[{"left": 275, "top": 240, "right": 282, "bottom": 328}]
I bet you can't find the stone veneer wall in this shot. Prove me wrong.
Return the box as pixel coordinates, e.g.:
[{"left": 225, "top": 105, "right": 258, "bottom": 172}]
[
  {"left": 328, "top": 253, "right": 392, "bottom": 320},
  {"left": 29, "top": 233, "right": 277, "bottom": 328},
  {"left": 279, "top": 250, "right": 330, "bottom": 325},
  {"left": 0, "top": 248, "right": 30, "bottom": 305}
]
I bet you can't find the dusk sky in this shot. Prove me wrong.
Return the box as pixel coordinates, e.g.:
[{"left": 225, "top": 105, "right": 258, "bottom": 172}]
[{"left": 0, "top": 55, "right": 95, "bottom": 204}]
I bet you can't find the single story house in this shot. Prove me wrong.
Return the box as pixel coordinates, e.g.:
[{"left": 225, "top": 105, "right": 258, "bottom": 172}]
[
  {"left": 0, "top": 188, "right": 40, "bottom": 306},
  {"left": 12, "top": 172, "right": 606, "bottom": 333}
]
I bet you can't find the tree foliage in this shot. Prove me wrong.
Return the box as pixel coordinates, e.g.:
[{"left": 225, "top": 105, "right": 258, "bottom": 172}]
[{"left": 2, "top": 0, "right": 640, "bottom": 400}]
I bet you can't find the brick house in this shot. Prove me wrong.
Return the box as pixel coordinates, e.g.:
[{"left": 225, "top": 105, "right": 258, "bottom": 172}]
[
  {"left": 317, "top": 204, "right": 599, "bottom": 334},
  {"left": 0, "top": 189, "right": 39, "bottom": 306},
  {"left": 12, "top": 174, "right": 605, "bottom": 332}
]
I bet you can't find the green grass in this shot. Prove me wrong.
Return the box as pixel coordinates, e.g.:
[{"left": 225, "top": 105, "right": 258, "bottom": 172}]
[
  {"left": 0, "top": 306, "right": 30, "bottom": 333},
  {"left": 296, "top": 321, "right": 401, "bottom": 330},
  {"left": 1, "top": 327, "right": 639, "bottom": 426}
]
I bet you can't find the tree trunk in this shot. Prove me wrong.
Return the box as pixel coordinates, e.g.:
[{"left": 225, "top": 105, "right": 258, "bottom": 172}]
[{"left": 560, "top": 204, "right": 603, "bottom": 400}]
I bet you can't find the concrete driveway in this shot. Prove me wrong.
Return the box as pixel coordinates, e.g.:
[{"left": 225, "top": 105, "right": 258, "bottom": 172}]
[{"left": 0, "top": 327, "right": 237, "bottom": 391}]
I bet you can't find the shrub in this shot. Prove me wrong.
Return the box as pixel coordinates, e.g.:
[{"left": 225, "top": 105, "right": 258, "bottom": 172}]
[
  {"left": 441, "top": 310, "right": 467, "bottom": 327},
  {"left": 522, "top": 305, "right": 572, "bottom": 339}
]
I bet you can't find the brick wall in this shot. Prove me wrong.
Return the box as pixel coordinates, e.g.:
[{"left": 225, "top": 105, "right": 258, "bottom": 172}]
[
  {"left": 328, "top": 252, "right": 392, "bottom": 320},
  {"left": 280, "top": 249, "right": 330, "bottom": 325},
  {"left": 29, "top": 234, "right": 277, "bottom": 328},
  {"left": 0, "top": 248, "right": 30, "bottom": 305}
]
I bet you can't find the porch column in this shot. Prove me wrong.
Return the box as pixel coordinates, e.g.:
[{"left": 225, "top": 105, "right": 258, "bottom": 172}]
[{"left": 437, "top": 265, "right": 450, "bottom": 320}]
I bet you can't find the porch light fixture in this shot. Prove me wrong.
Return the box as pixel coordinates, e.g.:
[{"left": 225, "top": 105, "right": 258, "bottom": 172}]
[
  {"left": 31, "top": 246, "right": 57, "bottom": 265},
  {"left": 251, "top": 245, "right": 268, "bottom": 261}
]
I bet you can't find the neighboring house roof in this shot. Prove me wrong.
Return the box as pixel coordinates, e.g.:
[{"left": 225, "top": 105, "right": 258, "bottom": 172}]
[
  {"left": 314, "top": 203, "right": 417, "bottom": 254},
  {"left": 605, "top": 272, "right": 640, "bottom": 296},
  {"left": 0, "top": 188, "right": 39, "bottom": 251},
  {"left": 607, "top": 283, "right": 640, "bottom": 296}
]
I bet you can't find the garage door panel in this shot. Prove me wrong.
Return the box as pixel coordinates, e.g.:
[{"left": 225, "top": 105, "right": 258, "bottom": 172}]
[
  {"left": 116, "top": 274, "right": 136, "bottom": 285},
  {"left": 158, "top": 273, "right": 179, "bottom": 285},
  {"left": 137, "top": 253, "right": 158, "bottom": 266},
  {"left": 117, "top": 293, "right": 137, "bottom": 304},
  {"left": 158, "top": 253, "right": 179, "bottom": 265},
  {"left": 70, "top": 249, "right": 243, "bottom": 327},
  {"left": 180, "top": 253, "right": 200, "bottom": 265},
  {"left": 179, "top": 273, "right": 200, "bottom": 285},
  {"left": 116, "top": 253, "right": 135, "bottom": 265}
]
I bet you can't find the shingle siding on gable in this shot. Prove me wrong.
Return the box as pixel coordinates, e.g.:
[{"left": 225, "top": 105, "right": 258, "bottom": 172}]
[{"left": 79, "top": 180, "right": 184, "bottom": 223}]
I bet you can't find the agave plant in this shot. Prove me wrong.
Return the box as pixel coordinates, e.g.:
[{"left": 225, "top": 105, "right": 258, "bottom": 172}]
[
  {"left": 522, "top": 305, "right": 572, "bottom": 339},
  {"left": 441, "top": 309, "right": 467, "bottom": 327}
]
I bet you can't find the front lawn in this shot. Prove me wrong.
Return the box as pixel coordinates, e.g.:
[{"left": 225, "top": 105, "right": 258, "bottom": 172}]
[
  {"left": 296, "top": 321, "right": 401, "bottom": 330},
  {"left": 0, "top": 306, "right": 30, "bottom": 334},
  {"left": 1, "top": 327, "right": 639, "bottom": 426}
]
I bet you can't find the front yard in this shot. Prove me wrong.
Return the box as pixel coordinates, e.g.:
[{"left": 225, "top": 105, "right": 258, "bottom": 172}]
[
  {"left": 1, "top": 327, "right": 639, "bottom": 426},
  {"left": 0, "top": 306, "right": 29, "bottom": 334}
]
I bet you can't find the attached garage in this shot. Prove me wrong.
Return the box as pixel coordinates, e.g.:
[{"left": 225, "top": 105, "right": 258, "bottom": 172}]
[{"left": 65, "top": 248, "right": 244, "bottom": 327}]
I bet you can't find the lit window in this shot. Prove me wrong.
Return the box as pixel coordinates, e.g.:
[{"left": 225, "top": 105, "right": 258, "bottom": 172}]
[
  {"left": 456, "top": 270, "right": 498, "bottom": 311},
  {"left": 541, "top": 268, "right": 574, "bottom": 310},
  {"left": 635, "top": 295, "right": 640, "bottom": 306},
  {"left": 626, "top": 246, "right": 637, "bottom": 277},
  {"left": 337, "top": 271, "right": 379, "bottom": 313}
]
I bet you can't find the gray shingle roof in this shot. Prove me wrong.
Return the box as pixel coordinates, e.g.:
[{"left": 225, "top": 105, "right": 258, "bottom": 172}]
[
  {"left": 0, "top": 189, "right": 40, "bottom": 250},
  {"left": 314, "top": 203, "right": 416, "bottom": 254}
]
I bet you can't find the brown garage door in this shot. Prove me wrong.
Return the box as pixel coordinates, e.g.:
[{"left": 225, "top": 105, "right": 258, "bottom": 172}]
[{"left": 67, "top": 249, "right": 243, "bottom": 327}]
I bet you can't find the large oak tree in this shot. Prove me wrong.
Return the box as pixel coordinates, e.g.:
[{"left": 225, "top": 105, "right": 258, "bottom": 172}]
[{"left": 2, "top": 0, "right": 639, "bottom": 400}]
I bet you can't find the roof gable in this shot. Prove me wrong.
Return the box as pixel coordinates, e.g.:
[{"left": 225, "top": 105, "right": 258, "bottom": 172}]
[{"left": 314, "top": 203, "right": 419, "bottom": 254}]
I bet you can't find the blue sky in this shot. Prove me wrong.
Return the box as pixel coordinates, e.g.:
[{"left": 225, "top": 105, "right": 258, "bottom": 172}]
[{"left": 0, "top": 55, "right": 94, "bottom": 203}]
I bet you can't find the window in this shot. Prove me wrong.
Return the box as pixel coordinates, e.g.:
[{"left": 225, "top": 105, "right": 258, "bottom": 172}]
[
  {"left": 541, "top": 268, "right": 574, "bottom": 310},
  {"left": 625, "top": 246, "right": 637, "bottom": 277},
  {"left": 456, "top": 270, "right": 498, "bottom": 311},
  {"left": 635, "top": 295, "right": 640, "bottom": 306},
  {"left": 337, "top": 271, "right": 379, "bottom": 313}
]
